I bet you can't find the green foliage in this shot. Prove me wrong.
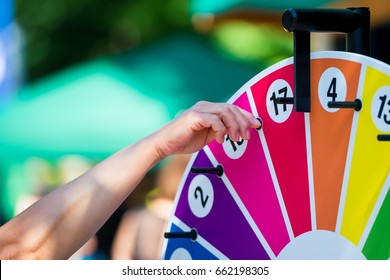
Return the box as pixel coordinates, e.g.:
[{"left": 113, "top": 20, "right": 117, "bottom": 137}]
[
  {"left": 14, "top": 0, "right": 294, "bottom": 82},
  {"left": 15, "top": 0, "right": 192, "bottom": 81},
  {"left": 211, "top": 20, "right": 293, "bottom": 69}
]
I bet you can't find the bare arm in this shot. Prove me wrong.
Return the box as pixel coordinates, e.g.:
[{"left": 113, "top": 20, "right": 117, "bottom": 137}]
[{"left": 0, "top": 101, "right": 260, "bottom": 260}]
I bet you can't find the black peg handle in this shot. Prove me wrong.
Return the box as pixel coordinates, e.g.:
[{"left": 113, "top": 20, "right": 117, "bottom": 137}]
[
  {"left": 256, "top": 118, "right": 263, "bottom": 131},
  {"left": 276, "top": 97, "right": 294, "bottom": 104},
  {"left": 191, "top": 165, "right": 224, "bottom": 176},
  {"left": 377, "top": 134, "right": 390, "bottom": 141},
  {"left": 164, "top": 229, "right": 198, "bottom": 241},
  {"left": 327, "top": 99, "right": 362, "bottom": 111}
]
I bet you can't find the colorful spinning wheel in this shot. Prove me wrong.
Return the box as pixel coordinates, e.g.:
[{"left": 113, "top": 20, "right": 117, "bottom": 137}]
[{"left": 161, "top": 50, "right": 390, "bottom": 260}]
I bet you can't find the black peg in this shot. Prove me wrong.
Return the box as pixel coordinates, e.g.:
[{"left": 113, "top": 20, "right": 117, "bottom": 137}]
[
  {"left": 191, "top": 164, "right": 223, "bottom": 176},
  {"left": 377, "top": 134, "right": 390, "bottom": 141},
  {"left": 276, "top": 97, "right": 294, "bottom": 104},
  {"left": 164, "top": 229, "right": 198, "bottom": 241},
  {"left": 256, "top": 118, "right": 263, "bottom": 131},
  {"left": 327, "top": 99, "right": 362, "bottom": 111}
]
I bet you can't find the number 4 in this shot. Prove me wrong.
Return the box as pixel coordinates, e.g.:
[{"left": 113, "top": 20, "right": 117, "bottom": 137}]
[{"left": 327, "top": 77, "right": 337, "bottom": 102}]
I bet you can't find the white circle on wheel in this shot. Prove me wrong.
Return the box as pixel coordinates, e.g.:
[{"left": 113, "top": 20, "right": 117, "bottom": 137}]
[
  {"left": 318, "top": 67, "right": 347, "bottom": 113},
  {"left": 266, "top": 79, "right": 293, "bottom": 123},
  {"left": 170, "top": 248, "right": 193, "bottom": 260},
  {"left": 371, "top": 86, "right": 390, "bottom": 132},
  {"left": 188, "top": 175, "right": 214, "bottom": 218},
  {"left": 222, "top": 135, "right": 247, "bottom": 160}
]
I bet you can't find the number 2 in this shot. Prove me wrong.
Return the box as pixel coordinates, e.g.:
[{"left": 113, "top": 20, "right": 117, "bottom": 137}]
[{"left": 194, "top": 186, "right": 209, "bottom": 208}]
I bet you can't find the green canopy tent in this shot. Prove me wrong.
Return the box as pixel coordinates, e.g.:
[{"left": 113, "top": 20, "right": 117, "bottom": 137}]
[
  {"left": 0, "top": 32, "right": 260, "bottom": 219},
  {"left": 0, "top": 60, "right": 171, "bottom": 160},
  {"left": 190, "top": 0, "right": 341, "bottom": 14}
]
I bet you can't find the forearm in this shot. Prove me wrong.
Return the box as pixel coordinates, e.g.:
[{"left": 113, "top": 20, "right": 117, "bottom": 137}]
[
  {"left": 0, "top": 101, "right": 260, "bottom": 260},
  {"left": 0, "top": 132, "right": 163, "bottom": 260}
]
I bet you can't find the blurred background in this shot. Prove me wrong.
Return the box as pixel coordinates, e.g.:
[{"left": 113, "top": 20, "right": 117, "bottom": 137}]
[{"left": 1, "top": 0, "right": 389, "bottom": 259}]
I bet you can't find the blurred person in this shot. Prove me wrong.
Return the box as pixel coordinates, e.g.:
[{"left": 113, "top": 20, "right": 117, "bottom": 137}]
[
  {"left": 13, "top": 157, "right": 53, "bottom": 216},
  {"left": 111, "top": 154, "right": 190, "bottom": 260},
  {"left": 0, "top": 101, "right": 261, "bottom": 260},
  {"left": 70, "top": 235, "right": 107, "bottom": 260},
  {"left": 14, "top": 156, "right": 91, "bottom": 216}
]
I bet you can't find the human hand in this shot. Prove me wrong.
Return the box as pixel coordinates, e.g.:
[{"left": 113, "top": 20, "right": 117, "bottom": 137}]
[{"left": 152, "top": 101, "right": 261, "bottom": 158}]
